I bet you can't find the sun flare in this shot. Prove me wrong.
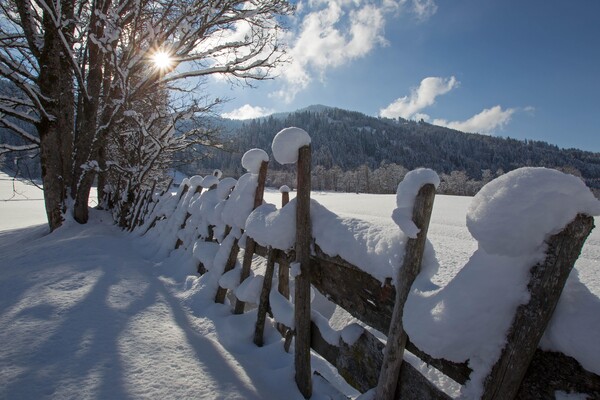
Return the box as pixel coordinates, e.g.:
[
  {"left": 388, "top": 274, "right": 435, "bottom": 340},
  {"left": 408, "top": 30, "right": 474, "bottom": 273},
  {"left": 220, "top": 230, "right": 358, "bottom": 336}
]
[{"left": 151, "top": 51, "right": 173, "bottom": 70}]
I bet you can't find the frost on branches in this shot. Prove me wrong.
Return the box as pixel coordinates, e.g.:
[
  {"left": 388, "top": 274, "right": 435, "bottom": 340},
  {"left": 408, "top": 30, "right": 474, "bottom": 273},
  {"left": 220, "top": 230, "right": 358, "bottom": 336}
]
[{"left": 0, "top": 0, "right": 292, "bottom": 230}]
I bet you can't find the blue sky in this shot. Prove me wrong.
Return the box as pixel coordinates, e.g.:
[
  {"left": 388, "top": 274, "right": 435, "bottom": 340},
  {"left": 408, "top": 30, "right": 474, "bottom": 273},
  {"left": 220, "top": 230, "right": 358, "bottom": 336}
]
[{"left": 208, "top": 0, "right": 600, "bottom": 152}]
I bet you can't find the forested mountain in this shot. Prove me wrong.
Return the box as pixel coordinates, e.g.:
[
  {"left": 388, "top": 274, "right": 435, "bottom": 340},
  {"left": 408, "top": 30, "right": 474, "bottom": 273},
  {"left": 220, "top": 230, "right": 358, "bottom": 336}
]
[
  {"left": 4, "top": 98, "right": 599, "bottom": 197},
  {"left": 180, "top": 105, "right": 600, "bottom": 196}
]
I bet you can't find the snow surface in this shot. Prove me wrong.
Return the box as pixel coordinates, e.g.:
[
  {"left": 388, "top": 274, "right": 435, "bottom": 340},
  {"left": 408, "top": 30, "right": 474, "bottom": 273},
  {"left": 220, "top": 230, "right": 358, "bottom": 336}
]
[
  {"left": 221, "top": 173, "right": 259, "bottom": 230},
  {"left": 2, "top": 171, "right": 599, "bottom": 399},
  {"left": 0, "top": 174, "right": 352, "bottom": 399},
  {"left": 271, "top": 127, "right": 311, "bottom": 165}
]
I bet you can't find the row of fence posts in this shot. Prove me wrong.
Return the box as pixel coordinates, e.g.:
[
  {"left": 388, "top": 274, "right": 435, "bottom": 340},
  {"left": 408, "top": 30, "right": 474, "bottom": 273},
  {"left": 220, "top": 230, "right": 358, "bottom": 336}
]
[{"left": 132, "top": 142, "right": 597, "bottom": 399}]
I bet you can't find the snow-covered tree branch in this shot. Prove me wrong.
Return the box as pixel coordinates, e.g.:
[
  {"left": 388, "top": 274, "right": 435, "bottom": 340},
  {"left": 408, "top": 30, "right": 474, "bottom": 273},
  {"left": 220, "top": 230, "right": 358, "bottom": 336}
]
[{"left": 0, "top": 0, "right": 292, "bottom": 230}]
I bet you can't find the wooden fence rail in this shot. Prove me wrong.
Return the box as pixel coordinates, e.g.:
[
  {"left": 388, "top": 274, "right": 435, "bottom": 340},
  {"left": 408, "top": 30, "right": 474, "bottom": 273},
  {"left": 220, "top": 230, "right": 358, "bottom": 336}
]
[{"left": 135, "top": 138, "right": 599, "bottom": 399}]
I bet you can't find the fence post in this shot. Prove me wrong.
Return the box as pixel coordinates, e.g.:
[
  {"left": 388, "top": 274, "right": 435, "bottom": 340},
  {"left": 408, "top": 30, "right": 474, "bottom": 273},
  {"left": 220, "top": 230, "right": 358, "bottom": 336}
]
[
  {"left": 254, "top": 247, "right": 276, "bottom": 346},
  {"left": 233, "top": 160, "right": 269, "bottom": 314},
  {"left": 295, "top": 145, "right": 312, "bottom": 398},
  {"left": 481, "top": 213, "right": 595, "bottom": 399},
  {"left": 278, "top": 187, "right": 291, "bottom": 300},
  {"left": 375, "top": 183, "right": 436, "bottom": 400},
  {"left": 214, "top": 226, "right": 239, "bottom": 304}
]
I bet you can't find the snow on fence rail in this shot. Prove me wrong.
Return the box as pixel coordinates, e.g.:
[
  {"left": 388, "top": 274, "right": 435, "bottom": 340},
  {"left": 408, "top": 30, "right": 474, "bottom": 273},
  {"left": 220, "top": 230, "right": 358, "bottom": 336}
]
[{"left": 129, "top": 128, "right": 600, "bottom": 399}]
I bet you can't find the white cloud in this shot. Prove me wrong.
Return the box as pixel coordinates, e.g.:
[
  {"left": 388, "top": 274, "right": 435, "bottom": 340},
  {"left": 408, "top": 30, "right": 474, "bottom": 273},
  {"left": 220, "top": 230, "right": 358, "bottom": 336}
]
[
  {"left": 432, "top": 105, "right": 516, "bottom": 134},
  {"left": 221, "top": 104, "right": 275, "bottom": 120},
  {"left": 379, "top": 76, "right": 458, "bottom": 119},
  {"left": 272, "top": 0, "right": 437, "bottom": 102},
  {"left": 411, "top": 0, "right": 438, "bottom": 20}
]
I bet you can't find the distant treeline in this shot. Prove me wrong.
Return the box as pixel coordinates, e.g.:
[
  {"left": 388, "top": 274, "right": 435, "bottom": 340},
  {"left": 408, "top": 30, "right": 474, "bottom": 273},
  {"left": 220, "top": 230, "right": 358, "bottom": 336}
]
[{"left": 178, "top": 106, "right": 600, "bottom": 197}]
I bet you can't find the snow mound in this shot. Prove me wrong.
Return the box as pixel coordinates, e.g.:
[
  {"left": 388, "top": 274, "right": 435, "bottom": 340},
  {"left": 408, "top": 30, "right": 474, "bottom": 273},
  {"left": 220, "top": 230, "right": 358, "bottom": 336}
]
[
  {"left": 245, "top": 202, "right": 296, "bottom": 251},
  {"left": 216, "top": 177, "right": 237, "bottom": 199},
  {"left": 188, "top": 175, "right": 204, "bottom": 187},
  {"left": 392, "top": 168, "right": 439, "bottom": 239},
  {"left": 221, "top": 173, "right": 258, "bottom": 230},
  {"left": 271, "top": 127, "right": 311, "bottom": 165},
  {"left": 467, "top": 167, "right": 600, "bottom": 256},
  {"left": 311, "top": 199, "right": 409, "bottom": 284},
  {"left": 270, "top": 290, "right": 295, "bottom": 328},
  {"left": 279, "top": 185, "right": 291, "bottom": 193},
  {"left": 201, "top": 175, "right": 219, "bottom": 188},
  {"left": 241, "top": 148, "right": 269, "bottom": 173},
  {"left": 245, "top": 197, "right": 421, "bottom": 284}
]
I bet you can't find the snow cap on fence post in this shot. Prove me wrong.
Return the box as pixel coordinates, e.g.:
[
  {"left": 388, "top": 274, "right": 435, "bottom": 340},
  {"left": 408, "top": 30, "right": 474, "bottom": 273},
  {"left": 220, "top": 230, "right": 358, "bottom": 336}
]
[
  {"left": 271, "top": 127, "right": 312, "bottom": 398},
  {"left": 467, "top": 167, "right": 600, "bottom": 257},
  {"left": 280, "top": 185, "right": 291, "bottom": 207},
  {"left": 392, "top": 168, "right": 440, "bottom": 239},
  {"left": 216, "top": 177, "right": 237, "bottom": 199},
  {"left": 241, "top": 148, "right": 269, "bottom": 173},
  {"left": 201, "top": 175, "right": 219, "bottom": 189},
  {"left": 272, "top": 127, "right": 311, "bottom": 165}
]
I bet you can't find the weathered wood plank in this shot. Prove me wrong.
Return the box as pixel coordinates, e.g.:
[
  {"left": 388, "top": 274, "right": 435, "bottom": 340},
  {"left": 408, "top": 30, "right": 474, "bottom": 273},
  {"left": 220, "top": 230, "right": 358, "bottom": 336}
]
[
  {"left": 233, "top": 160, "right": 269, "bottom": 314},
  {"left": 310, "top": 320, "right": 451, "bottom": 399},
  {"left": 517, "top": 349, "right": 600, "bottom": 399},
  {"left": 395, "top": 363, "right": 452, "bottom": 400},
  {"left": 233, "top": 238, "right": 256, "bottom": 314},
  {"left": 406, "top": 338, "right": 470, "bottom": 385},
  {"left": 214, "top": 235, "right": 240, "bottom": 304},
  {"left": 481, "top": 213, "right": 595, "bottom": 400},
  {"left": 277, "top": 186, "right": 291, "bottom": 317},
  {"left": 252, "top": 218, "right": 599, "bottom": 395},
  {"left": 295, "top": 145, "right": 312, "bottom": 399},
  {"left": 254, "top": 247, "right": 276, "bottom": 347},
  {"left": 310, "top": 245, "right": 395, "bottom": 335},
  {"left": 376, "top": 183, "right": 436, "bottom": 399},
  {"left": 281, "top": 190, "right": 290, "bottom": 207},
  {"left": 257, "top": 241, "right": 472, "bottom": 385}
]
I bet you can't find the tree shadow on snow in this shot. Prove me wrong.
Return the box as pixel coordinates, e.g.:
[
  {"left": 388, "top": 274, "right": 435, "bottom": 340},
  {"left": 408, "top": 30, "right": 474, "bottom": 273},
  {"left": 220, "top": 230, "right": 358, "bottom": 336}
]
[{"left": 0, "top": 228, "right": 264, "bottom": 399}]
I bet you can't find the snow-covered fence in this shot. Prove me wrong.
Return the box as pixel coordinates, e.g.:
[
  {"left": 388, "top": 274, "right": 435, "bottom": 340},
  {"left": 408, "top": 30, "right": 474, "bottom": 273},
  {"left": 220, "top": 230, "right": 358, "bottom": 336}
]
[{"left": 136, "top": 128, "right": 600, "bottom": 399}]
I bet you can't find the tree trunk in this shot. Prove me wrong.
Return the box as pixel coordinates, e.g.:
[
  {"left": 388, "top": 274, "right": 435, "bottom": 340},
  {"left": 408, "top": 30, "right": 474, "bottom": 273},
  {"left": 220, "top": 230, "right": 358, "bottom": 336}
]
[
  {"left": 37, "top": 4, "right": 75, "bottom": 231},
  {"left": 71, "top": 0, "right": 109, "bottom": 224}
]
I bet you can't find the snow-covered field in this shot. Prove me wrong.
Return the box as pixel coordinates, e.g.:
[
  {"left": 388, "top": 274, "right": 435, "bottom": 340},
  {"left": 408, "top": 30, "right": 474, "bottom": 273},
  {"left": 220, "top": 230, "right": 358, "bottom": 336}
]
[{"left": 1, "top": 171, "right": 599, "bottom": 399}]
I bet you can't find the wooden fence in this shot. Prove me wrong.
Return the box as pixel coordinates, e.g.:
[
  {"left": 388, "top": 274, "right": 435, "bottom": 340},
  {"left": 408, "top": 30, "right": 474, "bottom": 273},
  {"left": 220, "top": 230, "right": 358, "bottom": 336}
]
[{"left": 129, "top": 144, "right": 600, "bottom": 399}]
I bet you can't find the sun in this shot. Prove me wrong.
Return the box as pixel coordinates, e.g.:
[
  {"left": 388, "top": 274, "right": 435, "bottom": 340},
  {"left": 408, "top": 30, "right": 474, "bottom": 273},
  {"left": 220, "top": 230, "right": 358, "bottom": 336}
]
[{"left": 151, "top": 50, "right": 173, "bottom": 71}]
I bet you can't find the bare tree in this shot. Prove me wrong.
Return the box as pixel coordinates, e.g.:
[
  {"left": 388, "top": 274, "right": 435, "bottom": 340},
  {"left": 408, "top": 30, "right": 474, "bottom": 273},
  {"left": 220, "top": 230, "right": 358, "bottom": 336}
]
[{"left": 0, "top": 0, "right": 292, "bottom": 230}]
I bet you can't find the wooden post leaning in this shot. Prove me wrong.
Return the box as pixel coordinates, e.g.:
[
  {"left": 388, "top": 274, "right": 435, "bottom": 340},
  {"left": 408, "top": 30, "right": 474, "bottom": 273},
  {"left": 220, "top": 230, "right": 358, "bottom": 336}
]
[
  {"left": 233, "top": 160, "right": 269, "bottom": 314},
  {"left": 375, "top": 183, "right": 437, "bottom": 400},
  {"left": 278, "top": 188, "right": 291, "bottom": 300},
  {"left": 277, "top": 188, "right": 292, "bottom": 340},
  {"left": 481, "top": 213, "right": 595, "bottom": 400},
  {"left": 295, "top": 145, "right": 312, "bottom": 399},
  {"left": 254, "top": 247, "right": 277, "bottom": 346}
]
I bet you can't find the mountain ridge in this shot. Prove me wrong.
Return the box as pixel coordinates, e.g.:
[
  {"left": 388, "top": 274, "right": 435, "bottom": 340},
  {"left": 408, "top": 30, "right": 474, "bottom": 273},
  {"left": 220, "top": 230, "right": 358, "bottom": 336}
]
[{"left": 185, "top": 105, "right": 600, "bottom": 194}]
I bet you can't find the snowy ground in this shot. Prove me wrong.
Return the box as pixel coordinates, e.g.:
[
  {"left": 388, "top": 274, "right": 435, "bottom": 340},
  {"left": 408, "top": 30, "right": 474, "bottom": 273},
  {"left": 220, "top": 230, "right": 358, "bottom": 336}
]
[{"left": 1, "top": 172, "right": 599, "bottom": 399}]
